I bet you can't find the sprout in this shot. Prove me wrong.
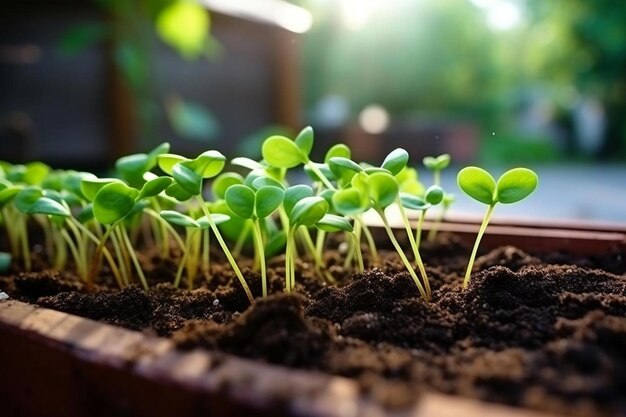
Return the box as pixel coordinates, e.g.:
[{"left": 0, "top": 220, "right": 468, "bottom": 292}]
[
  {"left": 423, "top": 153, "right": 450, "bottom": 186},
  {"left": 159, "top": 150, "right": 254, "bottom": 303},
  {"left": 225, "top": 182, "right": 284, "bottom": 297},
  {"left": 457, "top": 166, "right": 538, "bottom": 288},
  {"left": 160, "top": 210, "right": 230, "bottom": 290}
]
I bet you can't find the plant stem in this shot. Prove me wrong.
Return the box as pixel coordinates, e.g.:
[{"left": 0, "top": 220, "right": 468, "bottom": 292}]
[
  {"left": 174, "top": 231, "right": 194, "bottom": 288},
  {"left": 306, "top": 161, "right": 336, "bottom": 190},
  {"left": 232, "top": 220, "right": 251, "bottom": 258},
  {"left": 120, "top": 225, "right": 149, "bottom": 291},
  {"left": 109, "top": 227, "right": 129, "bottom": 287},
  {"left": 358, "top": 216, "right": 379, "bottom": 264},
  {"left": 352, "top": 231, "right": 364, "bottom": 272},
  {"left": 427, "top": 206, "right": 447, "bottom": 243},
  {"left": 463, "top": 204, "right": 495, "bottom": 289},
  {"left": 196, "top": 196, "right": 253, "bottom": 303},
  {"left": 396, "top": 199, "right": 431, "bottom": 298},
  {"left": 414, "top": 209, "right": 426, "bottom": 249},
  {"left": 252, "top": 220, "right": 267, "bottom": 297},
  {"left": 18, "top": 216, "right": 31, "bottom": 271},
  {"left": 376, "top": 209, "right": 428, "bottom": 301},
  {"left": 434, "top": 170, "right": 441, "bottom": 187},
  {"left": 202, "top": 227, "right": 210, "bottom": 275}
]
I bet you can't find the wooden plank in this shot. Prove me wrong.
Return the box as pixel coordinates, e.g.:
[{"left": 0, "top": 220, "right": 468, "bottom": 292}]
[{"left": 0, "top": 299, "right": 568, "bottom": 417}]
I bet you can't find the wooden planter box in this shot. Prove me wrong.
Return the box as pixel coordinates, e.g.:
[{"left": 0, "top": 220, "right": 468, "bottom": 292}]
[{"left": 1, "top": 221, "right": 624, "bottom": 417}]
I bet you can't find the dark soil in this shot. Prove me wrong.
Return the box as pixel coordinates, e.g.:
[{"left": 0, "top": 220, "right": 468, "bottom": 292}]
[{"left": 2, "top": 233, "right": 626, "bottom": 417}]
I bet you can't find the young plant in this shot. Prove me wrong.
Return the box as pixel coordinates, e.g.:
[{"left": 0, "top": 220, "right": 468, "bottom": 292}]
[
  {"left": 158, "top": 150, "right": 254, "bottom": 302},
  {"left": 423, "top": 153, "right": 450, "bottom": 186},
  {"left": 160, "top": 210, "right": 229, "bottom": 289},
  {"left": 457, "top": 167, "right": 538, "bottom": 288},
  {"left": 224, "top": 182, "right": 284, "bottom": 297},
  {"left": 427, "top": 193, "right": 455, "bottom": 243}
]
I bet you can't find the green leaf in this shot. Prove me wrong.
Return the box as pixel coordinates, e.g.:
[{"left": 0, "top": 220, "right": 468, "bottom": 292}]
[
  {"left": 172, "top": 162, "right": 202, "bottom": 195},
  {"left": 147, "top": 143, "right": 171, "bottom": 167},
  {"left": 495, "top": 168, "right": 538, "bottom": 204},
  {"left": 160, "top": 210, "right": 200, "bottom": 228},
  {"left": 368, "top": 172, "right": 399, "bottom": 208},
  {"left": 283, "top": 185, "right": 313, "bottom": 215},
  {"left": 27, "top": 197, "right": 70, "bottom": 217},
  {"left": 81, "top": 178, "right": 123, "bottom": 202},
  {"left": 399, "top": 193, "right": 429, "bottom": 211},
  {"left": 76, "top": 204, "right": 94, "bottom": 223},
  {"left": 290, "top": 196, "right": 328, "bottom": 227},
  {"left": 324, "top": 143, "right": 351, "bottom": 163},
  {"left": 156, "top": 0, "right": 209, "bottom": 60},
  {"left": 212, "top": 172, "right": 244, "bottom": 199},
  {"left": 63, "top": 171, "right": 96, "bottom": 201},
  {"left": 316, "top": 214, "right": 353, "bottom": 232},
  {"left": 188, "top": 150, "right": 226, "bottom": 178},
  {"left": 165, "top": 183, "right": 194, "bottom": 202},
  {"left": 328, "top": 157, "right": 362, "bottom": 183},
  {"left": 93, "top": 182, "right": 139, "bottom": 224},
  {"left": 230, "top": 157, "right": 264, "bottom": 171},
  {"left": 24, "top": 162, "right": 50, "bottom": 185},
  {"left": 251, "top": 176, "right": 284, "bottom": 191},
  {"left": 224, "top": 184, "right": 255, "bottom": 219},
  {"left": 457, "top": 167, "right": 496, "bottom": 205},
  {"left": 157, "top": 154, "right": 188, "bottom": 175},
  {"left": 255, "top": 186, "right": 284, "bottom": 218},
  {"left": 381, "top": 148, "right": 409, "bottom": 176},
  {"left": 425, "top": 185, "right": 444, "bottom": 205},
  {"left": 332, "top": 188, "right": 368, "bottom": 215},
  {"left": 115, "top": 153, "right": 149, "bottom": 183},
  {"left": 262, "top": 136, "right": 305, "bottom": 168},
  {"left": 138, "top": 176, "right": 173, "bottom": 200},
  {"left": 0, "top": 181, "right": 21, "bottom": 207},
  {"left": 196, "top": 213, "right": 230, "bottom": 229},
  {"left": 294, "top": 126, "right": 314, "bottom": 156},
  {"left": 14, "top": 187, "right": 42, "bottom": 213},
  {"left": 423, "top": 154, "right": 450, "bottom": 171}
]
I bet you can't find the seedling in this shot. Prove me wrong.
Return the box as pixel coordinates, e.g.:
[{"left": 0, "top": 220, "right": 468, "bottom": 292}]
[
  {"left": 224, "top": 182, "right": 284, "bottom": 297},
  {"left": 457, "top": 166, "right": 538, "bottom": 288},
  {"left": 158, "top": 150, "right": 254, "bottom": 302},
  {"left": 160, "top": 210, "right": 229, "bottom": 289},
  {"left": 423, "top": 154, "right": 450, "bottom": 186}
]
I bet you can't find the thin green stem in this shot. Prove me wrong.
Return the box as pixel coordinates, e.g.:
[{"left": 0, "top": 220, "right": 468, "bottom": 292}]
[
  {"left": 109, "top": 227, "right": 129, "bottom": 287},
  {"left": 174, "top": 231, "right": 194, "bottom": 288},
  {"left": 397, "top": 199, "right": 431, "bottom": 298},
  {"left": 120, "top": 225, "right": 149, "bottom": 291},
  {"left": 202, "top": 227, "right": 210, "bottom": 275},
  {"left": 463, "top": 204, "right": 495, "bottom": 289},
  {"left": 377, "top": 209, "right": 428, "bottom": 301},
  {"left": 306, "top": 161, "right": 336, "bottom": 190},
  {"left": 144, "top": 208, "right": 185, "bottom": 250},
  {"left": 352, "top": 231, "right": 364, "bottom": 272},
  {"left": 196, "top": 196, "right": 253, "bottom": 303},
  {"left": 61, "top": 229, "right": 86, "bottom": 280},
  {"left": 232, "top": 220, "right": 252, "bottom": 258},
  {"left": 252, "top": 220, "right": 267, "bottom": 297},
  {"left": 415, "top": 209, "right": 426, "bottom": 249},
  {"left": 69, "top": 218, "right": 124, "bottom": 288},
  {"left": 358, "top": 216, "right": 379, "bottom": 264},
  {"left": 434, "top": 170, "right": 441, "bottom": 187},
  {"left": 427, "top": 206, "right": 447, "bottom": 243}
]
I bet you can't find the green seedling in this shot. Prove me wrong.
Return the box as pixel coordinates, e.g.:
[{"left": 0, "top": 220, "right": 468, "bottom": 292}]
[
  {"left": 423, "top": 153, "right": 450, "bottom": 186},
  {"left": 160, "top": 210, "right": 229, "bottom": 290},
  {"left": 423, "top": 154, "right": 453, "bottom": 243},
  {"left": 458, "top": 166, "right": 538, "bottom": 288},
  {"left": 284, "top": 194, "right": 330, "bottom": 291},
  {"left": 159, "top": 150, "right": 254, "bottom": 303},
  {"left": 262, "top": 126, "right": 335, "bottom": 190},
  {"left": 225, "top": 182, "right": 284, "bottom": 297},
  {"left": 427, "top": 193, "right": 455, "bottom": 243}
]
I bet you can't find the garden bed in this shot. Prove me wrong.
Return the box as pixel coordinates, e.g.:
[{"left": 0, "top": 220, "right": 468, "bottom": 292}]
[{"left": 1, "top": 222, "right": 625, "bottom": 417}]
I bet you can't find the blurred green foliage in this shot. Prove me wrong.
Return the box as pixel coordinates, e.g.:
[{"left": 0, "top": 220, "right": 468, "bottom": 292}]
[{"left": 301, "top": 0, "right": 626, "bottom": 160}]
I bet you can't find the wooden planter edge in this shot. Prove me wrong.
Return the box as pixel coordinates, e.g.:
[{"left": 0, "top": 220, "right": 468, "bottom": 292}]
[{"left": 2, "top": 220, "right": 622, "bottom": 417}]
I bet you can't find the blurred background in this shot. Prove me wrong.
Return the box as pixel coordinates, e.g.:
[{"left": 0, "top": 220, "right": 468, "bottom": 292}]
[{"left": 1, "top": 0, "right": 625, "bottom": 221}]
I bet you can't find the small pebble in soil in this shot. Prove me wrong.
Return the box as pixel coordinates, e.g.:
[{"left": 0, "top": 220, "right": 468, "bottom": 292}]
[
  {"left": 213, "top": 299, "right": 220, "bottom": 306},
  {"left": 0, "top": 292, "right": 9, "bottom": 301}
]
